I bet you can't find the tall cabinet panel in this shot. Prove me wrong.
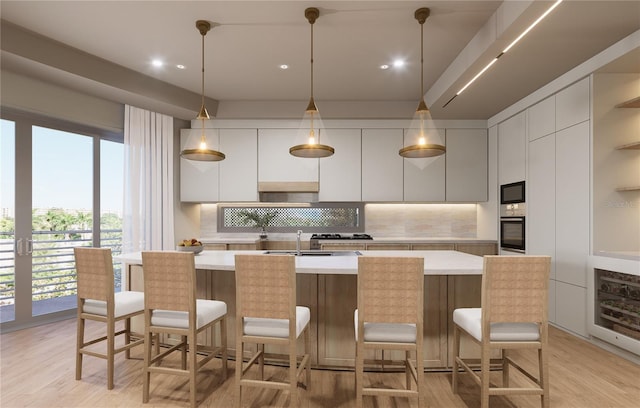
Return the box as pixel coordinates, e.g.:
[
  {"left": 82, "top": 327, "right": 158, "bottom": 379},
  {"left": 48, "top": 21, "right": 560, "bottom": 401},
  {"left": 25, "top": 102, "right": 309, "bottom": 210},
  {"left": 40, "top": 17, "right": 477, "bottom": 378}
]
[
  {"left": 319, "top": 129, "right": 361, "bottom": 201},
  {"left": 445, "top": 128, "right": 488, "bottom": 201},
  {"left": 403, "top": 129, "right": 445, "bottom": 202},
  {"left": 555, "top": 121, "right": 590, "bottom": 288},
  {"left": 528, "top": 134, "right": 557, "bottom": 322},
  {"left": 362, "top": 129, "right": 404, "bottom": 201},
  {"left": 219, "top": 129, "right": 258, "bottom": 201},
  {"left": 498, "top": 111, "right": 527, "bottom": 185}
]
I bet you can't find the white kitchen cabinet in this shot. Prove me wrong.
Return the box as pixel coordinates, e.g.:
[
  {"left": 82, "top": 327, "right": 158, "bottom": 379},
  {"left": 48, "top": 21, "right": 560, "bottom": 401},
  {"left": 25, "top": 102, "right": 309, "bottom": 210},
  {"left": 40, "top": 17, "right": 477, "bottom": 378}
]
[
  {"left": 319, "top": 129, "right": 361, "bottom": 201},
  {"left": 527, "top": 134, "right": 556, "bottom": 279},
  {"left": 362, "top": 128, "right": 403, "bottom": 201},
  {"left": 219, "top": 129, "right": 258, "bottom": 201},
  {"left": 258, "top": 128, "right": 319, "bottom": 184},
  {"left": 528, "top": 95, "right": 555, "bottom": 141},
  {"left": 556, "top": 77, "right": 590, "bottom": 131},
  {"left": 498, "top": 111, "right": 526, "bottom": 185},
  {"left": 555, "top": 121, "right": 590, "bottom": 287},
  {"left": 180, "top": 128, "right": 219, "bottom": 202},
  {"left": 445, "top": 128, "right": 488, "bottom": 201},
  {"left": 403, "top": 129, "right": 445, "bottom": 202},
  {"left": 555, "top": 281, "right": 587, "bottom": 337}
]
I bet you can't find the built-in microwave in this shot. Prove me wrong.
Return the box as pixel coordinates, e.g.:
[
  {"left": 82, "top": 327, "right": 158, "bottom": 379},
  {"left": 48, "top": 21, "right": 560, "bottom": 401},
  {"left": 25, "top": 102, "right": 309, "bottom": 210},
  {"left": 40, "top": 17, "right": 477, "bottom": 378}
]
[
  {"left": 500, "top": 181, "right": 525, "bottom": 204},
  {"left": 500, "top": 217, "right": 525, "bottom": 252}
]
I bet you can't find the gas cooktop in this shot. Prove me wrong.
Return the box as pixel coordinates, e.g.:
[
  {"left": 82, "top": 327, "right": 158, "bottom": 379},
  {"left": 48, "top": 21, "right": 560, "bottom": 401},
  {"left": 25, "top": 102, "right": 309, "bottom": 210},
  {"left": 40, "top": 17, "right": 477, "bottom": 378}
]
[{"left": 310, "top": 233, "right": 373, "bottom": 240}]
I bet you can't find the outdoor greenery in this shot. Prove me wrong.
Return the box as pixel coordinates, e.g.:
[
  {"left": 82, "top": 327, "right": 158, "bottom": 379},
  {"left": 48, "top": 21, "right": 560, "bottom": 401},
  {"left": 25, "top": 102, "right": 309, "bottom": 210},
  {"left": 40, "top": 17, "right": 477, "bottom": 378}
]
[{"left": 0, "top": 209, "right": 123, "bottom": 306}]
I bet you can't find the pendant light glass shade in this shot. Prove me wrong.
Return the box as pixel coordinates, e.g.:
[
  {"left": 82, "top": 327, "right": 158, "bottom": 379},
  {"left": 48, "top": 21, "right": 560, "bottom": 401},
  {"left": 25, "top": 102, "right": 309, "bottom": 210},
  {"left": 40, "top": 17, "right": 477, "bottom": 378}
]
[
  {"left": 399, "top": 8, "right": 445, "bottom": 160},
  {"left": 289, "top": 7, "right": 334, "bottom": 159},
  {"left": 180, "top": 20, "right": 225, "bottom": 162}
]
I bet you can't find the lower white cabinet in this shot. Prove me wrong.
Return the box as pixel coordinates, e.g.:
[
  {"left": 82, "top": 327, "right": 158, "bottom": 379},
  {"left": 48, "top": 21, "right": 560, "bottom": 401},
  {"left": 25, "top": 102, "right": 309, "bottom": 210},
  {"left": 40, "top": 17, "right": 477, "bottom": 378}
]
[
  {"left": 362, "top": 128, "right": 403, "bottom": 201},
  {"left": 319, "top": 129, "right": 361, "bottom": 201},
  {"left": 555, "top": 281, "right": 587, "bottom": 337}
]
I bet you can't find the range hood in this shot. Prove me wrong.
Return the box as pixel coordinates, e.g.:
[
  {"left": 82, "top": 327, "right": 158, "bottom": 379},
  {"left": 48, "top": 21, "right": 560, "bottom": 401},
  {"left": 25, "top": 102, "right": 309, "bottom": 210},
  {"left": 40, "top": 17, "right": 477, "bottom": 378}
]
[{"left": 258, "top": 182, "right": 319, "bottom": 203}]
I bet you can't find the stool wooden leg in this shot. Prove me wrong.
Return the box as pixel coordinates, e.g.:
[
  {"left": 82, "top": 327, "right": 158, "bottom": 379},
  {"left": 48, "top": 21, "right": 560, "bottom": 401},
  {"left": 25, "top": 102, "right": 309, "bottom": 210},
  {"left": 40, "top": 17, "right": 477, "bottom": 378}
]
[
  {"left": 480, "top": 344, "right": 491, "bottom": 408},
  {"left": 76, "top": 315, "right": 84, "bottom": 381},
  {"left": 304, "top": 325, "right": 311, "bottom": 385},
  {"left": 452, "top": 325, "right": 460, "bottom": 393},
  {"left": 220, "top": 318, "right": 228, "bottom": 380},
  {"left": 289, "top": 339, "right": 298, "bottom": 406},
  {"left": 540, "top": 346, "right": 550, "bottom": 408},
  {"left": 503, "top": 349, "right": 510, "bottom": 387},
  {"left": 355, "top": 341, "right": 364, "bottom": 408},
  {"left": 235, "top": 339, "right": 243, "bottom": 408},
  {"left": 189, "top": 331, "right": 197, "bottom": 408},
  {"left": 405, "top": 350, "right": 411, "bottom": 390},
  {"left": 107, "top": 318, "right": 115, "bottom": 390},
  {"left": 142, "top": 329, "right": 152, "bottom": 403}
]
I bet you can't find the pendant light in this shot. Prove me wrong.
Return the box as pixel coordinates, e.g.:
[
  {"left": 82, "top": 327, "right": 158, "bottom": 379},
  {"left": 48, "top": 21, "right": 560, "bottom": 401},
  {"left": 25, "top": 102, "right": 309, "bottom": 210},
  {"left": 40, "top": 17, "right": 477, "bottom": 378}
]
[
  {"left": 289, "top": 7, "right": 335, "bottom": 158},
  {"left": 180, "top": 20, "right": 225, "bottom": 162},
  {"left": 399, "top": 8, "right": 446, "bottom": 159}
]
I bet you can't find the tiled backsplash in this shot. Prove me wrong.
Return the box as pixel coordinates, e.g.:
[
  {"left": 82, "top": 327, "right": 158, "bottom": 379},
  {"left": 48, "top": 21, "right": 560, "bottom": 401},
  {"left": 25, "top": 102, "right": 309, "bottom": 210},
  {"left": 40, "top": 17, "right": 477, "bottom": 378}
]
[
  {"left": 201, "top": 203, "right": 477, "bottom": 238},
  {"left": 365, "top": 203, "right": 477, "bottom": 237}
]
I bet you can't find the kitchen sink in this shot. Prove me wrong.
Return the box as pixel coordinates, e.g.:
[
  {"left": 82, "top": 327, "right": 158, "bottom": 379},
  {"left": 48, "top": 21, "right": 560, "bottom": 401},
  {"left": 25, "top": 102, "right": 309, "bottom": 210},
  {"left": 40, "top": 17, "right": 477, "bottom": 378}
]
[{"left": 263, "top": 250, "right": 361, "bottom": 256}]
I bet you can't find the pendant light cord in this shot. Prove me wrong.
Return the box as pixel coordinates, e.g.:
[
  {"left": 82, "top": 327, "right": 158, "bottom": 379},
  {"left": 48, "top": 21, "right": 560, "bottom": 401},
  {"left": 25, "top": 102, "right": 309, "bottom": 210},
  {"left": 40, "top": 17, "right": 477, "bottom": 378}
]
[
  {"left": 310, "top": 20, "right": 314, "bottom": 101},
  {"left": 420, "top": 21, "right": 424, "bottom": 98},
  {"left": 201, "top": 31, "right": 205, "bottom": 111}
]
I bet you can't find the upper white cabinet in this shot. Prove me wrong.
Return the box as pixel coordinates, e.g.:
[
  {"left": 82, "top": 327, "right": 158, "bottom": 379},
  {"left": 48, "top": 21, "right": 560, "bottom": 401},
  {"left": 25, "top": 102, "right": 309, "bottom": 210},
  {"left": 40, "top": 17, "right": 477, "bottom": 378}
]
[
  {"left": 258, "top": 129, "right": 319, "bottom": 184},
  {"left": 498, "top": 111, "right": 526, "bottom": 185},
  {"left": 319, "top": 129, "right": 361, "bottom": 201},
  {"left": 180, "top": 128, "right": 259, "bottom": 202},
  {"left": 556, "top": 77, "right": 590, "bottom": 131},
  {"left": 180, "top": 129, "right": 219, "bottom": 202},
  {"left": 362, "top": 128, "right": 403, "bottom": 201},
  {"left": 403, "top": 129, "right": 446, "bottom": 202},
  {"left": 528, "top": 95, "right": 555, "bottom": 141},
  {"left": 219, "top": 129, "right": 258, "bottom": 201},
  {"left": 445, "top": 129, "right": 488, "bottom": 202}
]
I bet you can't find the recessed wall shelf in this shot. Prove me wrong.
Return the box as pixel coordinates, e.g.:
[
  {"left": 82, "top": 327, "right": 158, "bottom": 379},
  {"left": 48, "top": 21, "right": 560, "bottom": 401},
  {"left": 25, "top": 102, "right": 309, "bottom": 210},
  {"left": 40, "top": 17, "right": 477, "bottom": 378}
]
[
  {"left": 615, "top": 141, "right": 640, "bottom": 150},
  {"left": 615, "top": 96, "right": 640, "bottom": 108}
]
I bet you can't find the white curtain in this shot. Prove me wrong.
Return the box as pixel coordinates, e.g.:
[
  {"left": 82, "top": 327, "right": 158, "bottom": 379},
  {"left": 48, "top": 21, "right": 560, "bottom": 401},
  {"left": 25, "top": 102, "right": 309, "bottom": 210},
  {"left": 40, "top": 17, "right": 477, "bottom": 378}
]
[{"left": 123, "top": 105, "right": 175, "bottom": 252}]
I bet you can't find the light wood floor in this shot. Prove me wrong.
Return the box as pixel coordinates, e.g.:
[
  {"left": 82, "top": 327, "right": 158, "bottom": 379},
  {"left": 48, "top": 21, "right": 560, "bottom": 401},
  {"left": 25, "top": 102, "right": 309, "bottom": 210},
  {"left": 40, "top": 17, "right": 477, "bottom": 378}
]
[{"left": 1, "top": 318, "right": 639, "bottom": 408}]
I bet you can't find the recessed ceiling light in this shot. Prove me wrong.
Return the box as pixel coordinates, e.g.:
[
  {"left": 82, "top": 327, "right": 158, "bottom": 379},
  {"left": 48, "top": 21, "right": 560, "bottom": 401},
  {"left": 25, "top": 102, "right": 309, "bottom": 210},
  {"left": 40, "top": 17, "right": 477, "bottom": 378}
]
[
  {"left": 176, "top": 64, "right": 186, "bottom": 69},
  {"left": 380, "top": 64, "right": 390, "bottom": 70},
  {"left": 393, "top": 59, "right": 405, "bottom": 68},
  {"left": 151, "top": 59, "right": 163, "bottom": 67},
  {"left": 279, "top": 64, "right": 289, "bottom": 70}
]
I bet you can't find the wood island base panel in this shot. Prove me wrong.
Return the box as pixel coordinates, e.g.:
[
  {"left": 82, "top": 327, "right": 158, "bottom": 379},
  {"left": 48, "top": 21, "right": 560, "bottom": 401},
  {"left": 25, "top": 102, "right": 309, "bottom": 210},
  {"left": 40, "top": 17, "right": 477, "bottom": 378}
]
[{"left": 118, "top": 250, "right": 488, "bottom": 370}]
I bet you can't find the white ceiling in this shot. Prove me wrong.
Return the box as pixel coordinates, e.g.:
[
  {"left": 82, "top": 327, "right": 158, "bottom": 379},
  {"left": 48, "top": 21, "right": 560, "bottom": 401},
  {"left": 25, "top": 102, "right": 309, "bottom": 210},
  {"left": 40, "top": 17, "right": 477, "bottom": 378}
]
[{"left": 1, "top": 1, "right": 639, "bottom": 121}]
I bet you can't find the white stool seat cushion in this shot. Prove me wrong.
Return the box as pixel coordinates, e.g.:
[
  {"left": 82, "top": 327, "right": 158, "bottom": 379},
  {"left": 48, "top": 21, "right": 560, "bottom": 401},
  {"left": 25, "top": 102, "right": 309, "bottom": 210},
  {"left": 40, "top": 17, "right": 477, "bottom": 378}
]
[
  {"left": 151, "top": 299, "right": 227, "bottom": 329},
  {"left": 83, "top": 291, "right": 144, "bottom": 318},
  {"left": 354, "top": 309, "right": 417, "bottom": 343},
  {"left": 243, "top": 306, "right": 311, "bottom": 339},
  {"left": 453, "top": 308, "right": 541, "bottom": 342}
]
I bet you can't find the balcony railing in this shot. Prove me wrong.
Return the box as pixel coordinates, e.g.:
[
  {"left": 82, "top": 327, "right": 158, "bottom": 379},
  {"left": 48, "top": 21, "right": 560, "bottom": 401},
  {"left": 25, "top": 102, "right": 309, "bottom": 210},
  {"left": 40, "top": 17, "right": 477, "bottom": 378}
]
[{"left": 0, "top": 229, "right": 122, "bottom": 308}]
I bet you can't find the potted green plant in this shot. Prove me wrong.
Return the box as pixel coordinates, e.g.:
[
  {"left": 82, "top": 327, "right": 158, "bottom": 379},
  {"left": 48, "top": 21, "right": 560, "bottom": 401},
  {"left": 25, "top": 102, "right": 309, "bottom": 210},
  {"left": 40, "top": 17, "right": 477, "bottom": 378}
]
[{"left": 238, "top": 209, "right": 278, "bottom": 240}]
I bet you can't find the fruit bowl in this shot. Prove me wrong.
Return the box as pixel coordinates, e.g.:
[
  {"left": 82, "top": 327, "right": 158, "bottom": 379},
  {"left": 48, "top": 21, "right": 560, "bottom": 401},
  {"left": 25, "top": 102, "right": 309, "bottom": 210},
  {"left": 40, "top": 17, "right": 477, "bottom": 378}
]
[
  {"left": 176, "top": 245, "right": 204, "bottom": 254},
  {"left": 176, "top": 239, "right": 204, "bottom": 254}
]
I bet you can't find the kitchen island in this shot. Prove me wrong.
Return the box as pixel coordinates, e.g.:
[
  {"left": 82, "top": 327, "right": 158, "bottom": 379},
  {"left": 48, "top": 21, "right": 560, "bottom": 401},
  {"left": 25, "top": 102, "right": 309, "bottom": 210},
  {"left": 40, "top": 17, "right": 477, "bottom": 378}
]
[{"left": 117, "top": 250, "right": 484, "bottom": 370}]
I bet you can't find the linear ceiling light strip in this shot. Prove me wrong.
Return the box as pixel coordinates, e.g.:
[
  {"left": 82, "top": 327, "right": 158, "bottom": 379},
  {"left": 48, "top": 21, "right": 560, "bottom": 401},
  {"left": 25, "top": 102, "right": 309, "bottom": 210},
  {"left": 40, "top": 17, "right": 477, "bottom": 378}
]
[{"left": 443, "top": 0, "right": 563, "bottom": 108}]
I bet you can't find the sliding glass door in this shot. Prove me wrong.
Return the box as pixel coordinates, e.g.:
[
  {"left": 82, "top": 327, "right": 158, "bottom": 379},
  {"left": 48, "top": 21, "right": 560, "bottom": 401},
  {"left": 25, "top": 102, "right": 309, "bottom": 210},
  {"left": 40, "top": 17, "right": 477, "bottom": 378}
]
[{"left": 0, "top": 113, "right": 123, "bottom": 330}]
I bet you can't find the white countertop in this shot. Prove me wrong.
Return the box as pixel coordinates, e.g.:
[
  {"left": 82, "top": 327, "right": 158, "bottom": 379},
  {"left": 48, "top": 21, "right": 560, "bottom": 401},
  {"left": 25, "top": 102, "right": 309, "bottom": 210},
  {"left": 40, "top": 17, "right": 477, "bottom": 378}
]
[{"left": 115, "top": 250, "right": 484, "bottom": 276}]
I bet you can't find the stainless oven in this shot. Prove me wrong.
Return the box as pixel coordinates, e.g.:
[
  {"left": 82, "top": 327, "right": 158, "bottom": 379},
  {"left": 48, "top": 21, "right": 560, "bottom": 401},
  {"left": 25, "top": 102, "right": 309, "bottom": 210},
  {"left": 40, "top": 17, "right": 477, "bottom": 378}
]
[{"left": 500, "top": 217, "right": 525, "bottom": 252}]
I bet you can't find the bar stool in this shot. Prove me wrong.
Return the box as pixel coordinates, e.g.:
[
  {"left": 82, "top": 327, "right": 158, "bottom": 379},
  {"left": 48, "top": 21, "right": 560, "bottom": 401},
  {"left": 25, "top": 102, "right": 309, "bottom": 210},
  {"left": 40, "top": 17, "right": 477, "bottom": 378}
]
[
  {"left": 452, "top": 255, "right": 551, "bottom": 408},
  {"left": 74, "top": 247, "right": 144, "bottom": 389},
  {"left": 141, "top": 251, "right": 228, "bottom": 408},
  {"left": 354, "top": 256, "right": 425, "bottom": 408},
  {"left": 234, "top": 254, "right": 311, "bottom": 407}
]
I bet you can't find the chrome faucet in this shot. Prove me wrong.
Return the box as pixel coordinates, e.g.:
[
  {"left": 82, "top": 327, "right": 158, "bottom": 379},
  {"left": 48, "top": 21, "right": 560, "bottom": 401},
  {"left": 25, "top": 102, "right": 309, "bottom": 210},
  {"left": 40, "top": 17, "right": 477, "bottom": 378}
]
[{"left": 296, "top": 230, "right": 302, "bottom": 256}]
